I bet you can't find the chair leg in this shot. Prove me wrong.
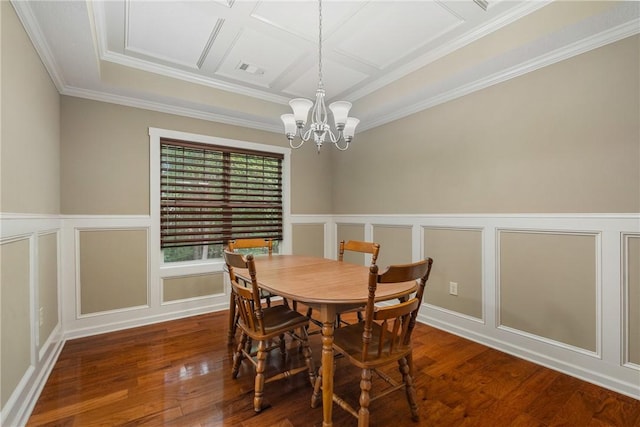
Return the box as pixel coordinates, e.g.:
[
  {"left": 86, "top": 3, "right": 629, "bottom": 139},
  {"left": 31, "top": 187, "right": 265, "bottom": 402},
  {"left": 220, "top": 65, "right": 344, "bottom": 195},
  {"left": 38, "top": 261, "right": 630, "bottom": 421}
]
[
  {"left": 358, "top": 368, "right": 372, "bottom": 427},
  {"left": 406, "top": 351, "right": 414, "bottom": 377},
  {"left": 279, "top": 333, "right": 286, "bottom": 358},
  {"left": 311, "top": 364, "right": 322, "bottom": 408},
  {"left": 399, "top": 356, "right": 419, "bottom": 421},
  {"left": 253, "top": 340, "right": 268, "bottom": 412},
  {"left": 227, "top": 292, "right": 237, "bottom": 345},
  {"left": 232, "top": 332, "right": 247, "bottom": 379},
  {"left": 300, "top": 327, "right": 316, "bottom": 386}
]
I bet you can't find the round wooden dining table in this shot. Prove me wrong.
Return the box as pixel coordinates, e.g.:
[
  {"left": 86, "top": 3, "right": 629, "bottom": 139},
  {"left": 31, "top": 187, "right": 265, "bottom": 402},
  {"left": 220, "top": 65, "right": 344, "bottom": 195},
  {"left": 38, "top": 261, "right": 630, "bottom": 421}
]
[{"left": 235, "top": 255, "right": 417, "bottom": 427}]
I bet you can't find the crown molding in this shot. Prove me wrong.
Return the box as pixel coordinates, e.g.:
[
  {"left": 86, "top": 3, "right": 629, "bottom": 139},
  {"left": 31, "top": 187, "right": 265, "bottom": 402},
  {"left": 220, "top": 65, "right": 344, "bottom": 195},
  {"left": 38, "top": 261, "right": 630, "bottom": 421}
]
[
  {"left": 98, "top": 51, "right": 291, "bottom": 106},
  {"left": 61, "top": 86, "right": 283, "bottom": 133},
  {"left": 10, "top": 1, "right": 66, "bottom": 92}
]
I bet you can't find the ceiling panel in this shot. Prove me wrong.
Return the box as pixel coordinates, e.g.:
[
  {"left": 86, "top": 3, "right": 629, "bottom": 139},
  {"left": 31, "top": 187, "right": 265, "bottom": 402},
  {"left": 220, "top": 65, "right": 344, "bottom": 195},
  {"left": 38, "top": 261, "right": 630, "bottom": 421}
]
[
  {"left": 215, "top": 27, "right": 307, "bottom": 88},
  {"left": 283, "top": 58, "right": 369, "bottom": 99},
  {"left": 125, "top": 1, "right": 224, "bottom": 69},
  {"left": 250, "top": 1, "right": 364, "bottom": 42},
  {"left": 332, "top": 1, "right": 463, "bottom": 69}
]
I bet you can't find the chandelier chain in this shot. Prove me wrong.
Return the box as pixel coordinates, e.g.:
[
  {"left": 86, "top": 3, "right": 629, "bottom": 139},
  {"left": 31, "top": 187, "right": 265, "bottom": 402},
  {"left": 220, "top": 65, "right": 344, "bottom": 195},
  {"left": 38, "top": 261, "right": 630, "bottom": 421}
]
[{"left": 318, "top": 0, "right": 323, "bottom": 87}]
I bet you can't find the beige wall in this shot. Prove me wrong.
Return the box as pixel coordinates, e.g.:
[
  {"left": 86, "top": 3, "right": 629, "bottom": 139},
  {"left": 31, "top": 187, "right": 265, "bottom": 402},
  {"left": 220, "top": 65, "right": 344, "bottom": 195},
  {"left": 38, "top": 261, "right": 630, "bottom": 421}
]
[
  {"left": 79, "top": 229, "right": 148, "bottom": 314},
  {"left": 1, "top": 239, "right": 31, "bottom": 408},
  {"left": 292, "top": 224, "right": 324, "bottom": 257},
  {"left": 163, "top": 273, "right": 224, "bottom": 303},
  {"left": 1, "top": 1, "right": 60, "bottom": 214},
  {"left": 499, "top": 231, "right": 596, "bottom": 351},
  {"left": 60, "top": 96, "right": 333, "bottom": 215},
  {"left": 424, "top": 228, "right": 482, "bottom": 318},
  {"left": 332, "top": 35, "right": 640, "bottom": 215}
]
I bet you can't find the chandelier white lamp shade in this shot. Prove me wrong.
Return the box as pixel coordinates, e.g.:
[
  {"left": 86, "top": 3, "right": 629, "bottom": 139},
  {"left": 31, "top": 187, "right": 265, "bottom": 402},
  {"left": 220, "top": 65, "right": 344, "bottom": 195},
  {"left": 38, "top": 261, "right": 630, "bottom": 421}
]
[{"left": 280, "top": 0, "right": 359, "bottom": 152}]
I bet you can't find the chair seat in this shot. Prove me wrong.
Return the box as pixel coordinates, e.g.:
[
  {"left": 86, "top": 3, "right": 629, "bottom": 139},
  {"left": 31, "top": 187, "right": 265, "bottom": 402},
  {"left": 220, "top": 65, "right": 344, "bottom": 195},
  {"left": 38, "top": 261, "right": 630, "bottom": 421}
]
[
  {"left": 238, "top": 305, "right": 309, "bottom": 337},
  {"left": 333, "top": 321, "right": 412, "bottom": 368}
]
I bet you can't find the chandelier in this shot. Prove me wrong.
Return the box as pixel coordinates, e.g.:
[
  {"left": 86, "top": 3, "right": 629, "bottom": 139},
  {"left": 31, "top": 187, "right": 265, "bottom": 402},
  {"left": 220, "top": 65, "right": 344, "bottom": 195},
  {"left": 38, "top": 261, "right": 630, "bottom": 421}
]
[{"left": 280, "top": 0, "right": 359, "bottom": 152}]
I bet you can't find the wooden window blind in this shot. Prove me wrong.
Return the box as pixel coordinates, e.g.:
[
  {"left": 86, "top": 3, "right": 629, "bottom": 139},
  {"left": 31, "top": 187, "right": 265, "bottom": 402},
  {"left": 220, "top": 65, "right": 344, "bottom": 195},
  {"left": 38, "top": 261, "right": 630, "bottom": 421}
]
[{"left": 160, "top": 138, "right": 283, "bottom": 249}]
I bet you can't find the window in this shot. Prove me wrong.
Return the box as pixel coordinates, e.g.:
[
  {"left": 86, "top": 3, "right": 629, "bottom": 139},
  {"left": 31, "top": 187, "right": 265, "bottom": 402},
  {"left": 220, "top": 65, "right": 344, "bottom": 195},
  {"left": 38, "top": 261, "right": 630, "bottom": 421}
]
[{"left": 160, "top": 137, "right": 283, "bottom": 263}]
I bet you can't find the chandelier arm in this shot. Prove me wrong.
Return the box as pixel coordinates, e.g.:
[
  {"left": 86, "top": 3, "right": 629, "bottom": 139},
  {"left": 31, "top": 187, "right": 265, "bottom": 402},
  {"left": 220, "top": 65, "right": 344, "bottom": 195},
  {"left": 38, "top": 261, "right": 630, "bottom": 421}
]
[
  {"left": 301, "top": 127, "right": 314, "bottom": 142},
  {"left": 333, "top": 139, "right": 350, "bottom": 151},
  {"left": 313, "top": 90, "right": 328, "bottom": 126},
  {"left": 327, "top": 128, "right": 339, "bottom": 144},
  {"left": 289, "top": 138, "right": 305, "bottom": 149}
]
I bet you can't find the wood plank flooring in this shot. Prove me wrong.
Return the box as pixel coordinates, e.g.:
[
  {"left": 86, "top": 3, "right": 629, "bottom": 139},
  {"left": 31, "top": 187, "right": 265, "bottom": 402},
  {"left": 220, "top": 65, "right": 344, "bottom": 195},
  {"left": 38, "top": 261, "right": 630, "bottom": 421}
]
[{"left": 27, "top": 309, "right": 640, "bottom": 426}]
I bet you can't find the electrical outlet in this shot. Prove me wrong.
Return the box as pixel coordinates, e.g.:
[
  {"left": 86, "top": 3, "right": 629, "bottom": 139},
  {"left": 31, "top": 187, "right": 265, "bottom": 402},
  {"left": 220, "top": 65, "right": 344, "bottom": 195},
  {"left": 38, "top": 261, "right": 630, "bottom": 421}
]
[
  {"left": 449, "top": 282, "right": 458, "bottom": 296},
  {"left": 39, "top": 307, "right": 44, "bottom": 326}
]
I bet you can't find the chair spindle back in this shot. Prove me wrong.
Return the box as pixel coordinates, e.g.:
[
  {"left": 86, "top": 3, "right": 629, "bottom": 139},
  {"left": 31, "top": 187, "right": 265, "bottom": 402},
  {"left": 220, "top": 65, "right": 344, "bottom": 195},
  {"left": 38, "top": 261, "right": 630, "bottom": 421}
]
[
  {"left": 361, "top": 258, "right": 433, "bottom": 362},
  {"left": 223, "top": 250, "right": 265, "bottom": 335}
]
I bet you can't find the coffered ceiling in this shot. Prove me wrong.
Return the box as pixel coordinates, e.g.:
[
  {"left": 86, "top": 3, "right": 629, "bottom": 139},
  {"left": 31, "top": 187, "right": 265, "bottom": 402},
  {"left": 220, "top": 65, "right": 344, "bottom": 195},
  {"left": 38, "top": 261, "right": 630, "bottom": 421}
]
[{"left": 11, "top": 1, "right": 640, "bottom": 133}]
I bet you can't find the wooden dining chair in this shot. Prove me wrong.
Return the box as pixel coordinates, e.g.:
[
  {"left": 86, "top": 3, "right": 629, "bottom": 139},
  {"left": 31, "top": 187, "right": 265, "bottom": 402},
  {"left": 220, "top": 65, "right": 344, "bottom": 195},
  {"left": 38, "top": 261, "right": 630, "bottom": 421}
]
[
  {"left": 226, "top": 238, "right": 275, "bottom": 344},
  {"left": 338, "top": 239, "right": 380, "bottom": 265},
  {"left": 311, "top": 258, "right": 433, "bottom": 427},
  {"left": 223, "top": 250, "right": 316, "bottom": 413},
  {"left": 228, "top": 238, "right": 273, "bottom": 256},
  {"left": 337, "top": 240, "right": 381, "bottom": 324},
  {"left": 307, "top": 240, "right": 381, "bottom": 328}
]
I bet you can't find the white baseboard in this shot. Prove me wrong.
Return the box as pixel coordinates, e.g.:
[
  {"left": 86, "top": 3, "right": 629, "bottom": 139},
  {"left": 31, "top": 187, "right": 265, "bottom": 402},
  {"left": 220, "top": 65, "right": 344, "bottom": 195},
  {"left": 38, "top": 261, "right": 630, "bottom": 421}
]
[{"left": 64, "top": 303, "right": 229, "bottom": 340}]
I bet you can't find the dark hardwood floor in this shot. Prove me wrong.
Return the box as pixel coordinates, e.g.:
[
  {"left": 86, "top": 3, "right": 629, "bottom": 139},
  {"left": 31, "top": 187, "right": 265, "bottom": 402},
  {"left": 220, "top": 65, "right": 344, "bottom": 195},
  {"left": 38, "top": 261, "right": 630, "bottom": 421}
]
[{"left": 27, "top": 309, "right": 640, "bottom": 426}]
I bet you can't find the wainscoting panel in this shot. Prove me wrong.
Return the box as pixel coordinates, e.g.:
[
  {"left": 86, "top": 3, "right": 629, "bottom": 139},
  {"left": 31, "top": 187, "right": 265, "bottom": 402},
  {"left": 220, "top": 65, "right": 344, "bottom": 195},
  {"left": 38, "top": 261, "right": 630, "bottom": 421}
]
[
  {"left": 0, "top": 214, "right": 63, "bottom": 427},
  {"left": 77, "top": 228, "right": 149, "bottom": 315},
  {"left": 423, "top": 227, "right": 483, "bottom": 320},
  {"left": 1, "top": 237, "right": 32, "bottom": 408},
  {"left": 331, "top": 214, "right": 640, "bottom": 399},
  {"left": 61, "top": 216, "right": 228, "bottom": 341},
  {"left": 3, "top": 212, "right": 638, "bottom": 427},
  {"left": 498, "top": 230, "right": 598, "bottom": 353},
  {"left": 625, "top": 233, "right": 640, "bottom": 366},
  {"left": 163, "top": 272, "right": 225, "bottom": 303}
]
